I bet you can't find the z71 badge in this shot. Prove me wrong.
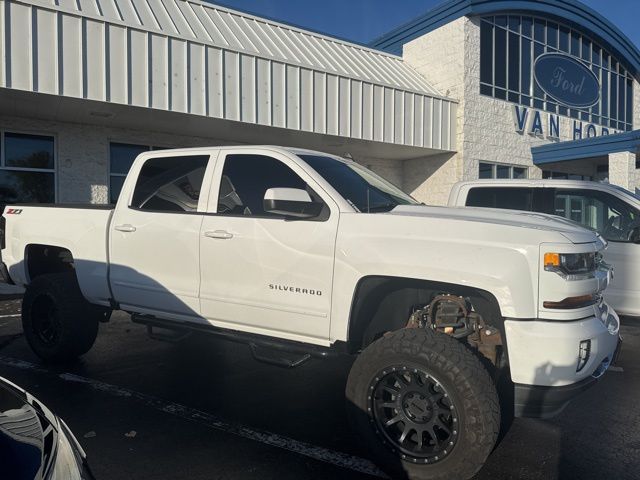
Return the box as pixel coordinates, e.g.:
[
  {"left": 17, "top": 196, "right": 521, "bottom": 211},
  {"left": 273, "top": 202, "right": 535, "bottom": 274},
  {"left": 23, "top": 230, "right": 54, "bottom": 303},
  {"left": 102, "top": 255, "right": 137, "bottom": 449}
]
[{"left": 5, "top": 209, "right": 23, "bottom": 215}]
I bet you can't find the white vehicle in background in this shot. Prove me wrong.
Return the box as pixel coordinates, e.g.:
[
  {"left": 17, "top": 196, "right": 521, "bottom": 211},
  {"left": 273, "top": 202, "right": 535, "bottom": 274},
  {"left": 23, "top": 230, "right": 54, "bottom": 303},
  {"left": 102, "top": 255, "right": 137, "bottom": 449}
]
[
  {"left": 449, "top": 179, "right": 640, "bottom": 316},
  {"left": 1, "top": 146, "right": 620, "bottom": 480}
]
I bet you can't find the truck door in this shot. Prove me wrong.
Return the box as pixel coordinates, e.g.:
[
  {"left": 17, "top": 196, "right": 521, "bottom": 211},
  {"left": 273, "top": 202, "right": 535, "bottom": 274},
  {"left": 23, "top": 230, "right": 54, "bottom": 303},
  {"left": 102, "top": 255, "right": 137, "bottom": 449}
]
[
  {"left": 198, "top": 149, "right": 338, "bottom": 343},
  {"left": 550, "top": 187, "right": 640, "bottom": 315},
  {"left": 109, "top": 152, "right": 215, "bottom": 320}
]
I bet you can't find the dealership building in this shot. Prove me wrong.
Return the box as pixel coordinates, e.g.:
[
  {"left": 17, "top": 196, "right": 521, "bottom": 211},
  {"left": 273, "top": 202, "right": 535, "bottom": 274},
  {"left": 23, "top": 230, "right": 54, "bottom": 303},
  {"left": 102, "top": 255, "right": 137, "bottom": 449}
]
[{"left": 0, "top": 0, "right": 639, "bottom": 206}]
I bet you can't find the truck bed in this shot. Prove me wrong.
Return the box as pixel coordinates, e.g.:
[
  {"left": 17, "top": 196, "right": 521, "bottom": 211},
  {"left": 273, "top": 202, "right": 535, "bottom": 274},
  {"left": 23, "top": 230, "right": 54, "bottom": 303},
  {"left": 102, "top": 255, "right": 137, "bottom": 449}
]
[{"left": 2, "top": 204, "right": 114, "bottom": 306}]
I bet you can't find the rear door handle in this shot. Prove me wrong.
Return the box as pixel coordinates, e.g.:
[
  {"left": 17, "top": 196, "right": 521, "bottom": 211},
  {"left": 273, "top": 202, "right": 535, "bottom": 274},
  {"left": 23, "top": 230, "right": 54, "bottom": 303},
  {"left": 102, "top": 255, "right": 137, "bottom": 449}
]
[
  {"left": 114, "top": 224, "right": 136, "bottom": 233},
  {"left": 204, "top": 230, "right": 233, "bottom": 239}
]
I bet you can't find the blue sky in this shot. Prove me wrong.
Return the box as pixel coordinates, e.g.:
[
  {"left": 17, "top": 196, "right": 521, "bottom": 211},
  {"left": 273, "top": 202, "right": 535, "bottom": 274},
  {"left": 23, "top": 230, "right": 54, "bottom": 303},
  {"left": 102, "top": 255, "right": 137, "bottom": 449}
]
[{"left": 212, "top": 0, "right": 640, "bottom": 49}]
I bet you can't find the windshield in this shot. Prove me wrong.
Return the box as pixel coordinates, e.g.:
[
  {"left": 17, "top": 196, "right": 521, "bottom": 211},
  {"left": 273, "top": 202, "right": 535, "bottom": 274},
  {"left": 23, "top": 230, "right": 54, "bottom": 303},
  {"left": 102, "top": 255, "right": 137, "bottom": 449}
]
[{"left": 299, "top": 154, "right": 418, "bottom": 212}]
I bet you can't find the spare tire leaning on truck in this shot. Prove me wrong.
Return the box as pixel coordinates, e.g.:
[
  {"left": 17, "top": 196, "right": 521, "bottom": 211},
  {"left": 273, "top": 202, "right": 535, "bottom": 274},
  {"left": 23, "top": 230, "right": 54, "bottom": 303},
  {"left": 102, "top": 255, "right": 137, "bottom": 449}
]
[{"left": 22, "top": 272, "right": 108, "bottom": 362}]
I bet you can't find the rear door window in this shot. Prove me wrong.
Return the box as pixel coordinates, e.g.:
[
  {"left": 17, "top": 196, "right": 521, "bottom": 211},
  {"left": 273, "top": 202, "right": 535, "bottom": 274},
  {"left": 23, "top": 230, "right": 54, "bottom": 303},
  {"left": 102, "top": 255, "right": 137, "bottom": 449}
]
[
  {"left": 131, "top": 155, "right": 209, "bottom": 212},
  {"left": 465, "top": 187, "right": 534, "bottom": 211}
]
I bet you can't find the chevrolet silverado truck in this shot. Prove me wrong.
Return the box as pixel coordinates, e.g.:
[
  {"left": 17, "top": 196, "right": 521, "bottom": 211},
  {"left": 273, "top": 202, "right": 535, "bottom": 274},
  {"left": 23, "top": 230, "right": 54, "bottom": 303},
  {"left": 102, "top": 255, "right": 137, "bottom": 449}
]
[{"left": 1, "top": 146, "right": 620, "bottom": 480}]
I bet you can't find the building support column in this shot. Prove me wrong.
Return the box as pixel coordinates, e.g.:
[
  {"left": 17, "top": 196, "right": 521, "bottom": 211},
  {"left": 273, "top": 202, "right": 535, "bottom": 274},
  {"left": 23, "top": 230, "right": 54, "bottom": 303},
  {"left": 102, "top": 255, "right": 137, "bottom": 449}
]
[{"left": 608, "top": 151, "right": 637, "bottom": 191}]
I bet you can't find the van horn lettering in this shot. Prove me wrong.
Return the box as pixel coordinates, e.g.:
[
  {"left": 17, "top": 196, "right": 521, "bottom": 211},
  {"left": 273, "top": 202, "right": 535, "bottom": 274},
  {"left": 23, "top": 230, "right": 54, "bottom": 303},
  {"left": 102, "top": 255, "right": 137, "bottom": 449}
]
[
  {"left": 269, "top": 284, "right": 322, "bottom": 296},
  {"left": 513, "top": 105, "right": 616, "bottom": 140}
]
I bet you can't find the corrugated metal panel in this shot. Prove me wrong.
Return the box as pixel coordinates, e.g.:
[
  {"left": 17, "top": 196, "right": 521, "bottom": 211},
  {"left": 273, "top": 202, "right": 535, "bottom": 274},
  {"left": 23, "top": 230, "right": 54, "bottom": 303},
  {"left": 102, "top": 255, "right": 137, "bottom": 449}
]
[{"left": 1, "top": 0, "right": 458, "bottom": 152}]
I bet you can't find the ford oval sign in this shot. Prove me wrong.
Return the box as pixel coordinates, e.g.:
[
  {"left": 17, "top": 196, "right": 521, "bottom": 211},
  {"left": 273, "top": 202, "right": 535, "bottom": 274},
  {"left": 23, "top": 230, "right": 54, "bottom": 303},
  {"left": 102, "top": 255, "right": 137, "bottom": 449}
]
[{"left": 534, "top": 53, "right": 600, "bottom": 108}]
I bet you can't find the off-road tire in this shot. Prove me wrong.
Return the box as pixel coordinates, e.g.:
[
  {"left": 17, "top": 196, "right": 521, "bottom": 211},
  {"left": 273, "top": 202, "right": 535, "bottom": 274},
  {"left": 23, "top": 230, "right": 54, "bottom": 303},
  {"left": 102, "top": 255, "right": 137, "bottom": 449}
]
[
  {"left": 346, "top": 328, "right": 500, "bottom": 480},
  {"left": 22, "top": 272, "right": 101, "bottom": 362}
]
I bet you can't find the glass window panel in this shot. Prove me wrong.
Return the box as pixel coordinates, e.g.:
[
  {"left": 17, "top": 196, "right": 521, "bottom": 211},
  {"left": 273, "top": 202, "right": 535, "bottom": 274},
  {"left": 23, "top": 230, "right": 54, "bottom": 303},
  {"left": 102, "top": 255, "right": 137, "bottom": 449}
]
[
  {"left": 110, "top": 176, "right": 126, "bottom": 204},
  {"left": 547, "top": 22, "right": 558, "bottom": 48},
  {"left": 592, "top": 44, "right": 601, "bottom": 66},
  {"left": 480, "top": 21, "right": 494, "bottom": 85},
  {"left": 479, "top": 163, "right": 493, "bottom": 179},
  {"left": 559, "top": 26, "right": 570, "bottom": 52},
  {"left": 521, "top": 17, "right": 532, "bottom": 37},
  {"left": 466, "top": 187, "right": 533, "bottom": 210},
  {"left": 4, "top": 133, "right": 54, "bottom": 169},
  {"left": 602, "top": 72, "right": 609, "bottom": 119},
  {"left": 533, "top": 19, "right": 545, "bottom": 42},
  {"left": 480, "top": 83, "right": 492, "bottom": 96},
  {"left": 495, "top": 15, "right": 507, "bottom": 27},
  {"left": 627, "top": 78, "right": 633, "bottom": 127},
  {"left": 533, "top": 43, "right": 544, "bottom": 99},
  {"left": 508, "top": 91, "right": 519, "bottom": 103},
  {"left": 610, "top": 75, "right": 618, "bottom": 121},
  {"left": 495, "top": 88, "right": 507, "bottom": 100},
  {"left": 508, "top": 15, "right": 520, "bottom": 32},
  {"left": 513, "top": 167, "right": 528, "bottom": 179},
  {"left": 496, "top": 165, "right": 510, "bottom": 179},
  {"left": 602, "top": 52, "right": 609, "bottom": 69},
  {"left": 0, "top": 170, "right": 54, "bottom": 204},
  {"left": 494, "top": 27, "right": 507, "bottom": 88},
  {"left": 508, "top": 31, "right": 520, "bottom": 92},
  {"left": 581, "top": 37, "right": 591, "bottom": 61},
  {"left": 521, "top": 37, "right": 531, "bottom": 96},
  {"left": 110, "top": 143, "right": 150, "bottom": 175},
  {"left": 571, "top": 31, "right": 580, "bottom": 56},
  {"left": 611, "top": 58, "right": 618, "bottom": 73},
  {"left": 619, "top": 75, "right": 626, "bottom": 123},
  {"left": 218, "top": 154, "right": 310, "bottom": 217},
  {"left": 131, "top": 155, "right": 209, "bottom": 212},
  {"left": 559, "top": 105, "right": 568, "bottom": 116}
]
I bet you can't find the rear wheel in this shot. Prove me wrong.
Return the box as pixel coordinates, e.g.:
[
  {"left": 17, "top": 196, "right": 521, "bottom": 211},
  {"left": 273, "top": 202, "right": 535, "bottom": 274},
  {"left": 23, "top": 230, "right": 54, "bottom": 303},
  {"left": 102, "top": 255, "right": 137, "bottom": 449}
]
[
  {"left": 346, "top": 328, "right": 500, "bottom": 480},
  {"left": 22, "top": 273, "right": 103, "bottom": 362}
]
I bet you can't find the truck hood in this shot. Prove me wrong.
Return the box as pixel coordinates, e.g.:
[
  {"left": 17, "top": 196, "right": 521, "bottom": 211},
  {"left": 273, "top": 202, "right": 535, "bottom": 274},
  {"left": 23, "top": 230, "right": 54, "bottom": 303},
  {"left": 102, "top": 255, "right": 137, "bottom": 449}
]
[{"left": 389, "top": 205, "right": 601, "bottom": 245}]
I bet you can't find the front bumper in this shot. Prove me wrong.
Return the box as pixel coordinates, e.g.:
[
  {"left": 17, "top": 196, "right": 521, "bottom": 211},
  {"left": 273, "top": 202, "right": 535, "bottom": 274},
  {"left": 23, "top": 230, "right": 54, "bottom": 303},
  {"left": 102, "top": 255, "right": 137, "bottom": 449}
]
[
  {"left": 505, "top": 301, "right": 620, "bottom": 418},
  {"left": 514, "top": 338, "right": 622, "bottom": 418}
]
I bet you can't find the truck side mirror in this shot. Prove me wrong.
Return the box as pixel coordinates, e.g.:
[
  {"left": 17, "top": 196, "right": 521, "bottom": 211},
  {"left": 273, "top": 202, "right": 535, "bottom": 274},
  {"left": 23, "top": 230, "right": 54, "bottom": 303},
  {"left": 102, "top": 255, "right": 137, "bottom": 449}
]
[{"left": 263, "top": 188, "right": 323, "bottom": 219}]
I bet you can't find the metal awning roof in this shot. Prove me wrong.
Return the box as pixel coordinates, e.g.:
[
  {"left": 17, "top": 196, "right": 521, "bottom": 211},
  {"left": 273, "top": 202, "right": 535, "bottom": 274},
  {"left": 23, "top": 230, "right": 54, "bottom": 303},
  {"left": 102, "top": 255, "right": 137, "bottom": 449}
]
[
  {"left": 531, "top": 130, "right": 640, "bottom": 165},
  {"left": 0, "top": 0, "right": 458, "bottom": 152}
]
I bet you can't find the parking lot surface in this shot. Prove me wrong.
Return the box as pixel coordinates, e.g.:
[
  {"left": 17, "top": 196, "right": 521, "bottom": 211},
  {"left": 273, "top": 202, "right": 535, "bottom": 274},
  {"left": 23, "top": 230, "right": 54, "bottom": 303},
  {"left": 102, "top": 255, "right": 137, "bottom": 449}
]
[{"left": 0, "top": 298, "right": 638, "bottom": 480}]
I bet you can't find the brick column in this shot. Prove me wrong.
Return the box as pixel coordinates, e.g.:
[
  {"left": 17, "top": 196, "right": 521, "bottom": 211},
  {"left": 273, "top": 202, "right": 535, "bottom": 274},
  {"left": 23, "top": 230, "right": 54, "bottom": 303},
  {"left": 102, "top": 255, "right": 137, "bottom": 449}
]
[{"left": 608, "top": 151, "right": 637, "bottom": 191}]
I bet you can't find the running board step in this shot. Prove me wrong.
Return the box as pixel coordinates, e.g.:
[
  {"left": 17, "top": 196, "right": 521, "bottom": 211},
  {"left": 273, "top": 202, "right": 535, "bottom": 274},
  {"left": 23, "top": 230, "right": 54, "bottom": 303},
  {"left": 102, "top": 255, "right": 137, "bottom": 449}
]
[
  {"left": 249, "top": 343, "right": 311, "bottom": 368},
  {"left": 146, "top": 324, "right": 191, "bottom": 343}
]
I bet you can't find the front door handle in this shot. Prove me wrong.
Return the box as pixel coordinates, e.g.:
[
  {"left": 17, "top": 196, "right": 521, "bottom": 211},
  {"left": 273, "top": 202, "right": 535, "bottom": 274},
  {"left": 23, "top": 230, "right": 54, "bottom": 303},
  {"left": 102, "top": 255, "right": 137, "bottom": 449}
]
[
  {"left": 114, "top": 224, "right": 137, "bottom": 233},
  {"left": 204, "top": 230, "right": 233, "bottom": 239}
]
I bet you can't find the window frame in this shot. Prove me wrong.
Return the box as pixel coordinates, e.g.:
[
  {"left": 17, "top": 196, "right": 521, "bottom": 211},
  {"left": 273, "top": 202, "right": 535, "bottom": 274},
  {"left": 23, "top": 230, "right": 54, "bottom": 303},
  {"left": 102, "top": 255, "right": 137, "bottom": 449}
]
[
  {"left": 479, "top": 14, "right": 634, "bottom": 132},
  {"left": 478, "top": 161, "right": 529, "bottom": 179},
  {"left": 108, "top": 141, "right": 173, "bottom": 204},
  {"left": 0, "top": 129, "right": 57, "bottom": 203},
  {"left": 207, "top": 150, "right": 333, "bottom": 222},
  {"left": 122, "top": 151, "right": 217, "bottom": 215}
]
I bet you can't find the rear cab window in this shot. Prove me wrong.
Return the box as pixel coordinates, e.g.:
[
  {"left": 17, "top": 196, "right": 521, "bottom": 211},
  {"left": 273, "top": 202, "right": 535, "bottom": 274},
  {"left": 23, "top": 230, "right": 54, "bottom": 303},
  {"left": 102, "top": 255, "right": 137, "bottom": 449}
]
[{"left": 465, "top": 187, "right": 534, "bottom": 211}]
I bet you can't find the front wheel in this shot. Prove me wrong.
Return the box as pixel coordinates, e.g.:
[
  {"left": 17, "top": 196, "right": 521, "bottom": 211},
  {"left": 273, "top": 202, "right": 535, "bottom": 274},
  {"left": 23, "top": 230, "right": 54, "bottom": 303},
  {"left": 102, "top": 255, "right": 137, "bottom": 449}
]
[
  {"left": 22, "top": 273, "right": 103, "bottom": 362},
  {"left": 346, "top": 328, "right": 500, "bottom": 480}
]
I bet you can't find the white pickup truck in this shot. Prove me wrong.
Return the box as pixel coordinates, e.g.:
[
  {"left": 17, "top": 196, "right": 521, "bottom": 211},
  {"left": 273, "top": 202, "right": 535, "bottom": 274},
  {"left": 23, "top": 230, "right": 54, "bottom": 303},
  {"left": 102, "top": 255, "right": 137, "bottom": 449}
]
[{"left": 1, "top": 146, "right": 620, "bottom": 480}]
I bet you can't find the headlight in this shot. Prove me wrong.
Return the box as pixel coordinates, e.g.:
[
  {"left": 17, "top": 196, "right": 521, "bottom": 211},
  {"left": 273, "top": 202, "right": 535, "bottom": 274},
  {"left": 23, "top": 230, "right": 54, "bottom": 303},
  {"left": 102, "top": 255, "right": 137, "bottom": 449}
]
[
  {"left": 544, "top": 252, "right": 596, "bottom": 280},
  {"left": 49, "top": 421, "right": 90, "bottom": 480}
]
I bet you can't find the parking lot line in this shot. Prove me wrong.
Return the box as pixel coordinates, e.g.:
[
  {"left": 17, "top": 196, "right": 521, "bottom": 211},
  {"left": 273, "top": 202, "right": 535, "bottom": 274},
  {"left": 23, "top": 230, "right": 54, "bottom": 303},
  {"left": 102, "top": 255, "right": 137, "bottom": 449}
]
[
  {"left": 0, "top": 314, "right": 20, "bottom": 318},
  {"left": 0, "top": 355, "right": 386, "bottom": 479}
]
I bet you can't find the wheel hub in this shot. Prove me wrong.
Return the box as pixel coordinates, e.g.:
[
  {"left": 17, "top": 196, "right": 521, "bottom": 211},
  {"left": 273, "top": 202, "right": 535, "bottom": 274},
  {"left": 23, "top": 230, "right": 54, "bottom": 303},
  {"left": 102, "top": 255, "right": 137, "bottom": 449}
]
[
  {"left": 402, "top": 392, "right": 434, "bottom": 423},
  {"left": 369, "top": 367, "right": 459, "bottom": 463}
]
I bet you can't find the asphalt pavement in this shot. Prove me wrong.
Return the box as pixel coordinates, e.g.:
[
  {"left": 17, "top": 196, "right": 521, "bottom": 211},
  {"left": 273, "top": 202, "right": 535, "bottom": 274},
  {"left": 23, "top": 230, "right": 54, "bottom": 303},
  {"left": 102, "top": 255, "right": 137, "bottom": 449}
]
[{"left": 0, "top": 298, "right": 638, "bottom": 480}]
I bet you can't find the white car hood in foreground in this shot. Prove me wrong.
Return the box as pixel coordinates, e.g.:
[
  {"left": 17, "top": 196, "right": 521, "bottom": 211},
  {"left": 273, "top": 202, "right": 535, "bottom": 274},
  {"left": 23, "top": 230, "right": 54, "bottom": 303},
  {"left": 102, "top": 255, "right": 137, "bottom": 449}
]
[{"left": 390, "top": 205, "right": 601, "bottom": 245}]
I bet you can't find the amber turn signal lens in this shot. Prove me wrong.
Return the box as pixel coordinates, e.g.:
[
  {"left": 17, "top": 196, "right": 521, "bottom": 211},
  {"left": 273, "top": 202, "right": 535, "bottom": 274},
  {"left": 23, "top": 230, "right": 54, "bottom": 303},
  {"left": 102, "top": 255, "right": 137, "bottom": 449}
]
[{"left": 544, "top": 252, "right": 561, "bottom": 268}]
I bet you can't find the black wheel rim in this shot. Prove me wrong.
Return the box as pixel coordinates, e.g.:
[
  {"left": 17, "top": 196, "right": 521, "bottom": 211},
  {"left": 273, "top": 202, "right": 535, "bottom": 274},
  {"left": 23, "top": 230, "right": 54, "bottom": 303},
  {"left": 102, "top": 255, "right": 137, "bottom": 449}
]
[
  {"left": 368, "top": 366, "right": 459, "bottom": 464},
  {"left": 31, "top": 294, "right": 60, "bottom": 346}
]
